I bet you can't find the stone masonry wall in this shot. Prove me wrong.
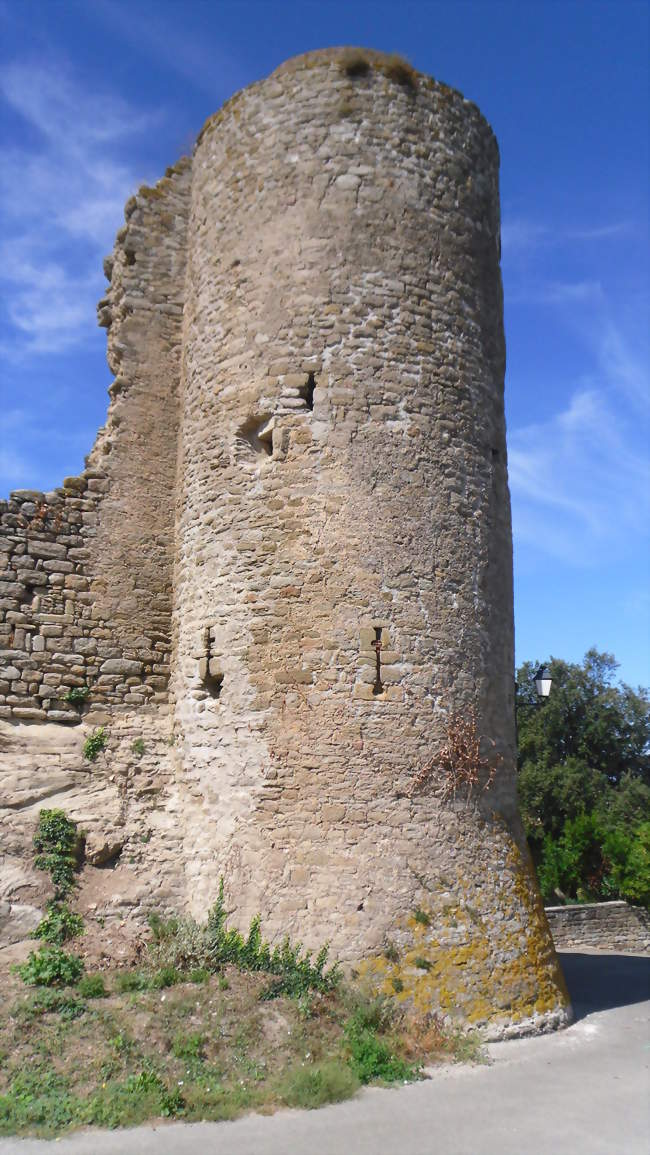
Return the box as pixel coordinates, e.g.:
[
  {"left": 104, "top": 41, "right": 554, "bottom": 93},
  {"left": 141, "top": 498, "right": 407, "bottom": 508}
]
[
  {"left": 546, "top": 902, "right": 650, "bottom": 955},
  {"left": 170, "top": 49, "right": 568, "bottom": 1037},
  {"left": 1, "top": 48, "right": 570, "bottom": 1038},
  {"left": 0, "top": 160, "right": 191, "bottom": 719}
]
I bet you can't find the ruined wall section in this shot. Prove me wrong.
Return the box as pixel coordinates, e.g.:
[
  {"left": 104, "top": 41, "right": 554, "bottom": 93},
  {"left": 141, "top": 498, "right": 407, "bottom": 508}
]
[{"left": 0, "top": 161, "right": 191, "bottom": 719}]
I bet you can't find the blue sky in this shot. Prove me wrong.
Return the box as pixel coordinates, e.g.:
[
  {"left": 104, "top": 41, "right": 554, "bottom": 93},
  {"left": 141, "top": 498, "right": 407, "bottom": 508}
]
[{"left": 0, "top": 0, "right": 648, "bottom": 686}]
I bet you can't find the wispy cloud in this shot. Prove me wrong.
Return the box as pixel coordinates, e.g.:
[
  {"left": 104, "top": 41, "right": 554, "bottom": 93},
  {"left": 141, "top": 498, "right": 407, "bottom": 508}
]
[
  {"left": 86, "top": 0, "right": 245, "bottom": 100},
  {"left": 510, "top": 386, "right": 650, "bottom": 565},
  {"left": 501, "top": 215, "right": 635, "bottom": 257},
  {"left": 505, "top": 207, "right": 649, "bottom": 565},
  {"left": 0, "top": 405, "right": 96, "bottom": 492},
  {"left": 0, "top": 61, "right": 156, "bottom": 356}
]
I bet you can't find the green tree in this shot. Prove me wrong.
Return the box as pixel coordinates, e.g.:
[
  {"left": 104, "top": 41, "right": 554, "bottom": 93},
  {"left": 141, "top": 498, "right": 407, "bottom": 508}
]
[{"left": 516, "top": 649, "right": 650, "bottom": 906}]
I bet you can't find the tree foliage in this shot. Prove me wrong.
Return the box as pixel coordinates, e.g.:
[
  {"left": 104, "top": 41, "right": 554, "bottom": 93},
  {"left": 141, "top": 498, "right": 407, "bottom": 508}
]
[{"left": 517, "top": 649, "right": 650, "bottom": 907}]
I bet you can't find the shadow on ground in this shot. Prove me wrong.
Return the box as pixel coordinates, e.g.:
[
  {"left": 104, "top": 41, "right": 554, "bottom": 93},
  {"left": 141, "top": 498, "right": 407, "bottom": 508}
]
[{"left": 558, "top": 951, "right": 650, "bottom": 1020}]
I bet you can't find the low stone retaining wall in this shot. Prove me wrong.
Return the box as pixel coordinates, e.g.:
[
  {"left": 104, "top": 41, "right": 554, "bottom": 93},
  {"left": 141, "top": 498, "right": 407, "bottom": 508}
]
[{"left": 545, "top": 900, "right": 650, "bottom": 954}]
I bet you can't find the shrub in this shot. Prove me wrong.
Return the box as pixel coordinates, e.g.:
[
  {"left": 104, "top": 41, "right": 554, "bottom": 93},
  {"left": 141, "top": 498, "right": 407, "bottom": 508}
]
[
  {"left": 147, "top": 879, "right": 340, "bottom": 997},
  {"left": 32, "top": 902, "right": 83, "bottom": 946},
  {"left": 147, "top": 914, "right": 208, "bottom": 973},
  {"left": 15, "top": 946, "right": 84, "bottom": 988},
  {"left": 131, "top": 738, "right": 145, "bottom": 756},
  {"left": 33, "top": 810, "right": 80, "bottom": 900},
  {"left": 83, "top": 727, "right": 107, "bottom": 762}
]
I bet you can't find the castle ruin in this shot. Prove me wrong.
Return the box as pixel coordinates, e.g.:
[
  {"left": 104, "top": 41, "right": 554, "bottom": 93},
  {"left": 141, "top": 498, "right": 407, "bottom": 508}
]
[{"left": 0, "top": 49, "right": 570, "bottom": 1036}]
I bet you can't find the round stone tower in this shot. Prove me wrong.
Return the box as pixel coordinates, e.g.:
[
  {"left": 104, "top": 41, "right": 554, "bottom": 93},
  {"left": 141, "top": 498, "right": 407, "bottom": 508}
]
[{"left": 171, "top": 49, "right": 569, "bottom": 1035}]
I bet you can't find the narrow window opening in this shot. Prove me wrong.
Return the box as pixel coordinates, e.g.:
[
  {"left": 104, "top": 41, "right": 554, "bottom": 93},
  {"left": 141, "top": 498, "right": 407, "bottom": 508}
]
[
  {"left": 299, "top": 372, "right": 316, "bottom": 411},
  {"left": 201, "top": 626, "right": 224, "bottom": 699},
  {"left": 372, "top": 626, "right": 384, "bottom": 696}
]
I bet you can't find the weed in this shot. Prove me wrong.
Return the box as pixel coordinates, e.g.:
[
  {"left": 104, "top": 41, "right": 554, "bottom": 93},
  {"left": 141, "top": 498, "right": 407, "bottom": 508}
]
[
  {"left": 278, "top": 1060, "right": 360, "bottom": 1108},
  {"left": 188, "top": 967, "right": 210, "bottom": 984},
  {"left": 413, "top": 957, "right": 432, "bottom": 971},
  {"left": 378, "top": 54, "right": 418, "bottom": 88},
  {"left": 338, "top": 49, "right": 370, "bottom": 78},
  {"left": 15, "top": 947, "right": 84, "bottom": 988},
  {"left": 391, "top": 976, "right": 404, "bottom": 993},
  {"left": 205, "top": 880, "right": 340, "bottom": 996},
  {"left": 77, "top": 975, "right": 108, "bottom": 999},
  {"left": 131, "top": 738, "right": 145, "bottom": 756},
  {"left": 13, "top": 990, "right": 86, "bottom": 1022},
  {"left": 295, "top": 992, "right": 317, "bottom": 1020},
  {"left": 383, "top": 940, "right": 400, "bottom": 963},
  {"left": 113, "top": 971, "right": 152, "bottom": 994},
  {"left": 110, "top": 1031, "right": 135, "bottom": 1056},
  {"left": 171, "top": 1031, "right": 205, "bottom": 1061},
  {"left": 413, "top": 907, "right": 431, "bottom": 927},
  {"left": 83, "top": 727, "right": 107, "bottom": 762},
  {"left": 344, "top": 1011, "right": 419, "bottom": 1085},
  {"left": 150, "top": 966, "right": 182, "bottom": 990},
  {"left": 147, "top": 879, "right": 339, "bottom": 998},
  {"left": 31, "top": 902, "right": 83, "bottom": 946},
  {"left": 64, "top": 685, "right": 90, "bottom": 706},
  {"left": 410, "top": 710, "right": 501, "bottom": 801},
  {"left": 218, "top": 976, "right": 230, "bottom": 991}
]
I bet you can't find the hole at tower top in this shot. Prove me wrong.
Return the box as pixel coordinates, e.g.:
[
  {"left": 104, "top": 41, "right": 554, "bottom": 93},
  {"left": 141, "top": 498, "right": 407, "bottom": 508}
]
[
  {"left": 299, "top": 373, "right": 316, "bottom": 412},
  {"left": 237, "top": 416, "right": 273, "bottom": 458}
]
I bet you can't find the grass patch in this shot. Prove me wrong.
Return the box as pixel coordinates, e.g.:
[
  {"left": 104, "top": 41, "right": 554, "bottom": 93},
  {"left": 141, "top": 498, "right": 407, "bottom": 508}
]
[
  {"left": 77, "top": 975, "right": 108, "bottom": 999},
  {"left": 12, "top": 990, "right": 87, "bottom": 1023},
  {"left": 1, "top": 866, "right": 481, "bottom": 1138},
  {"left": 277, "top": 1060, "right": 360, "bottom": 1108},
  {"left": 0, "top": 965, "right": 482, "bottom": 1138}
]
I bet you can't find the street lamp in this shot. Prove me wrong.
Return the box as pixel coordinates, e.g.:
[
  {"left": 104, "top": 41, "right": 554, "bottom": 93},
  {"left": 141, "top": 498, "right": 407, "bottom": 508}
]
[{"left": 533, "top": 665, "right": 553, "bottom": 699}]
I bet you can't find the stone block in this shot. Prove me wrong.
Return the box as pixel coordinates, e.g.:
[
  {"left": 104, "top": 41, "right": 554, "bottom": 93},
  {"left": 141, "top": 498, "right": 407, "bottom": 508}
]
[{"left": 99, "top": 659, "right": 142, "bottom": 676}]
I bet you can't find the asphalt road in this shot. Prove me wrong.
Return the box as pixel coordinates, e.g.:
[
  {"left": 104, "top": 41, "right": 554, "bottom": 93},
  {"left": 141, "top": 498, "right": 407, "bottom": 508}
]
[{"left": 2, "top": 950, "right": 648, "bottom": 1155}]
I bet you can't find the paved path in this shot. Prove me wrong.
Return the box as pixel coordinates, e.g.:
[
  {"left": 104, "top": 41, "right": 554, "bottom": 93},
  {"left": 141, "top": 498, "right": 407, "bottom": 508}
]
[{"left": 2, "top": 951, "right": 648, "bottom": 1155}]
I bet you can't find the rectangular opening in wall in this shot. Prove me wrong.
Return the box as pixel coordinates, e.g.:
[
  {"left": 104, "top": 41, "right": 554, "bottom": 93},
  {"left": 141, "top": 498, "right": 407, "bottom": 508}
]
[
  {"left": 372, "top": 626, "right": 384, "bottom": 696},
  {"left": 299, "top": 373, "right": 316, "bottom": 411}
]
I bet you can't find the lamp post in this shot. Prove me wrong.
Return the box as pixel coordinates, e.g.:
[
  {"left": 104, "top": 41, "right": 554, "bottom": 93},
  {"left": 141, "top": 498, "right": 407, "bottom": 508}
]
[
  {"left": 533, "top": 665, "right": 553, "bottom": 700},
  {"left": 515, "top": 663, "right": 553, "bottom": 749}
]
